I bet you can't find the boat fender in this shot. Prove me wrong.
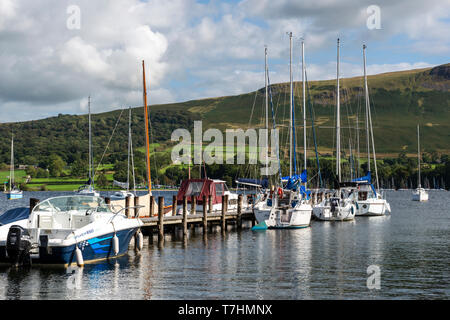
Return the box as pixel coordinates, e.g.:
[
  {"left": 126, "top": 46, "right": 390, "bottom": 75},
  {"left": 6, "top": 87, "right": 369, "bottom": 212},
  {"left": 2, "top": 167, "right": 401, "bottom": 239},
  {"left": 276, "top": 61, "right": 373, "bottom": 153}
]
[
  {"left": 75, "top": 245, "right": 84, "bottom": 267},
  {"left": 277, "top": 187, "right": 283, "bottom": 199},
  {"left": 135, "top": 230, "right": 144, "bottom": 251},
  {"left": 113, "top": 234, "right": 119, "bottom": 255}
]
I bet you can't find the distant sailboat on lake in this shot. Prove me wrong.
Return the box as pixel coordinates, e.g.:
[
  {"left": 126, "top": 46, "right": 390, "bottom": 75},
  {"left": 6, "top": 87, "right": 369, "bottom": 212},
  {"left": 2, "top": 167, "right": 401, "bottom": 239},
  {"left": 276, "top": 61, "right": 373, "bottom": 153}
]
[{"left": 5, "top": 134, "right": 23, "bottom": 200}]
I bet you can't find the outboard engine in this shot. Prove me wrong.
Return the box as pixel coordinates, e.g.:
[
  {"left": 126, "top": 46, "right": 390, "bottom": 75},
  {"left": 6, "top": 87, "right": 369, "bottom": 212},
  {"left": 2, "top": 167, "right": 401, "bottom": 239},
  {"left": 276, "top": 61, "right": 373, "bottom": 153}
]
[{"left": 6, "top": 225, "right": 32, "bottom": 267}]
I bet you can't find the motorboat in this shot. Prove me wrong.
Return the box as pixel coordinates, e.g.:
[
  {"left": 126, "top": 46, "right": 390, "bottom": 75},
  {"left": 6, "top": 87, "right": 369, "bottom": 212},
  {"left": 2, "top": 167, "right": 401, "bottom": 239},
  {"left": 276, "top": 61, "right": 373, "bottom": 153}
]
[{"left": 0, "top": 195, "right": 143, "bottom": 267}]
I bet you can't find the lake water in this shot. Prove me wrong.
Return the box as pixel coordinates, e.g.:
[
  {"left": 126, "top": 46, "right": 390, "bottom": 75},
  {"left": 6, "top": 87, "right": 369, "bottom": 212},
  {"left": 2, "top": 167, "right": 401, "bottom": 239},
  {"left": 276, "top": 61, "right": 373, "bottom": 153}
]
[{"left": 0, "top": 190, "right": 448, "bottom": 300}]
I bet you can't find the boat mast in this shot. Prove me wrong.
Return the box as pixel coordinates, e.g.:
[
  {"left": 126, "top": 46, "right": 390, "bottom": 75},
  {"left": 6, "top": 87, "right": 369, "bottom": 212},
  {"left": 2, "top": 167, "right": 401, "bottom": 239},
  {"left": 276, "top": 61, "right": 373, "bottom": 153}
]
[
  {"left": 356, "top": 114, "right": 360, "bottom": 177},
  {"left": 88, "top": 96, "right": 93, "bottom": 186},
  {"left": 129, "top": 107, "right": 137, "bottom": 195},
  {"left": 417, "top": 124, "right": 421, "bottom": 188},
  {"left": 336, "top": 38, "right": 341, "bottom": 182},
  {"left": 365, "top": 45, "right": 380, "bottom": 191},
  {"left": 10, "top": 134, "right": 13, "bottom": 191},
  {"left": 142, "top": 60, "right": 152, "bottom": 194},
  {"left": 363, "top": 45, "right": 371, "bottom": 174},
  {"left": 302, "top": 40, "right": 307, "bottom": 189},
  {"left": 265, "top": 46, "right": 269, "bottom": 176},
  {"left": 127, "top": 106, "right": 131, "bottom": 192},
  {"left": 288, "top": 32, "right": 293, "bottom": 177}
]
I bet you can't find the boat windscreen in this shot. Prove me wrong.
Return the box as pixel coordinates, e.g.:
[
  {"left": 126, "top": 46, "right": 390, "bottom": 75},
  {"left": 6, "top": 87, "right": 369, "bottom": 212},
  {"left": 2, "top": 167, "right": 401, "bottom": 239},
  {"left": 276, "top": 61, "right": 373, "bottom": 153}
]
[{"left": 34, "top": 196, "right": 109, "bottom": 213}]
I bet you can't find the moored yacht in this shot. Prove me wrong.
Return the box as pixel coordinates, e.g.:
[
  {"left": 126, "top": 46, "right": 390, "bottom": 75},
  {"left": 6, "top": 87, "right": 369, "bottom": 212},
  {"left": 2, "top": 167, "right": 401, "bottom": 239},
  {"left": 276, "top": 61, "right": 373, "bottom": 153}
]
[
  {"left": 0, "top": 195, "right": 143, "bottom": 267},
  {"left": 412, "top": 125, "right": 428, "bottom": 202}
]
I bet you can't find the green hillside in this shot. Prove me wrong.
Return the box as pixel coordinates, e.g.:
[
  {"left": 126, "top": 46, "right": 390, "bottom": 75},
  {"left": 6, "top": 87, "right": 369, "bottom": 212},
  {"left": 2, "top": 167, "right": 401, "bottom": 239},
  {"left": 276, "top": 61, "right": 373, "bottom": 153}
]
[{"left": 0, "top": 63, "right": 448, "bottom": 169}]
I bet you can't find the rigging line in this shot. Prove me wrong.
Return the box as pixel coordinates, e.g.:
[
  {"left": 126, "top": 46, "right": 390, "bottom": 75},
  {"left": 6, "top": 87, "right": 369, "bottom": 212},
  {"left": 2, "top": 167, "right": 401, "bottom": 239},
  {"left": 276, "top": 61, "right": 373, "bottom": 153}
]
[
  {"left": 267, "top": 71, "right": 282, "bottom": 184},
  {"left": 93, "top": 109, "right": 124, "bottom": 178}
]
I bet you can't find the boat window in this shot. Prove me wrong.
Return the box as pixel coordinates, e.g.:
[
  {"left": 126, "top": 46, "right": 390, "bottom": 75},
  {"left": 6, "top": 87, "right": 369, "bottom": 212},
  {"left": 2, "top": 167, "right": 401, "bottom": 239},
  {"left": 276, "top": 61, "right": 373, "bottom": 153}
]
[
  {"left": 186, "top": 182, "right": 204, "bottom": 197},
  {"left": 33, "top": 196, "right": 110, "bottom": 213},
  {"left": 215, "top": 183, "right": 224, "bottom": 196},
  {"left": 358, "top": 192, "right": 368, "bottom": 201}
]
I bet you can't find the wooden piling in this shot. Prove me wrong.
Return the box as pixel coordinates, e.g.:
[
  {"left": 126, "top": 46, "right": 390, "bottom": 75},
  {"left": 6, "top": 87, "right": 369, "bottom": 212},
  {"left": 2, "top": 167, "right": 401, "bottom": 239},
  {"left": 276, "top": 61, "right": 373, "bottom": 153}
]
[
  {"left": 202, "top": 195, "right": 208, "bottom": 234},
  {"left": 29, "top": 198, "right": 40, "bottom": 214},
  {"left": 172, "top": 194, "right": 177, "bottom": 216},
  {"left": 191, "top": 196, "right": 196, "bottom": 215},
  {"left": 150, "top": 195, "right": 154, "bottom": 216},
  {"left": 134, "top": 196, "right": 140, "bottom": 218},
  {"left": 221, "top": 195, "right": 226, "bottom": 232},
  {"left": 158, "top": 196, "right": 164, "bottom": 245},
  {"left": 182, "top": 196, "right": 188, "bottom": 237},
  {"left": 208, "top": 195, "right": 213, "bottom": 214},
  {"left": 237, "top": 194, "right": 243, "bottom": 230},
  {"left": 125, "top": 196, "right": 131, "bottom": 218}
]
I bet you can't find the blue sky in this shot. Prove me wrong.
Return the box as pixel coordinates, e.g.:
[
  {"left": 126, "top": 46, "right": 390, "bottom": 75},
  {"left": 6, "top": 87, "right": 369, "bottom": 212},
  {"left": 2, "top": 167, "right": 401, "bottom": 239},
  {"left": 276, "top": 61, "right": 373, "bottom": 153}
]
[{"left": 0, "top": 0, "right": 448, "bottom": 121}]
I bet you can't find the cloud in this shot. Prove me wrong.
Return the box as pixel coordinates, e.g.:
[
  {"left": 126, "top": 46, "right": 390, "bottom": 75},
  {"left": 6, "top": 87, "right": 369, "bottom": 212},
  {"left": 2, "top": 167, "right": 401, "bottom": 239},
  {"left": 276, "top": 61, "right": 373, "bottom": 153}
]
[{"left": 0, "top": 0, "right": 448, "bottom": 122}]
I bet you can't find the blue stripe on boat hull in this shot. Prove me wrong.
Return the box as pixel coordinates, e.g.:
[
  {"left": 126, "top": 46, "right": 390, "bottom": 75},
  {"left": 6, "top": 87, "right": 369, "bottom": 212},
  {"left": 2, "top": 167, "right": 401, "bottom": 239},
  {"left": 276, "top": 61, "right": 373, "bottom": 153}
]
[{"left": 0, "top": 228, "right": 138, "bottom": 265}]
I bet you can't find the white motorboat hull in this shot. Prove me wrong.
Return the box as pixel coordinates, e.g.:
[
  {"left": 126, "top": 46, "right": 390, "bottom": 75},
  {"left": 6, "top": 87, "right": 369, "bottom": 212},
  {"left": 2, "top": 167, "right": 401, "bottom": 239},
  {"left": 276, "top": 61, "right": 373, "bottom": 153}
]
[
  {"left": 254, "top": 201, "right": 312, "bottom": 228},
  {"left": 412, "top": 189, "right": 428, "bottom": 201},
  {"left": 313, "top": 202, "right": 356, "bottom": 221},
  {"left": 356, "top": 198, "right": 390, "bottom": 216}
]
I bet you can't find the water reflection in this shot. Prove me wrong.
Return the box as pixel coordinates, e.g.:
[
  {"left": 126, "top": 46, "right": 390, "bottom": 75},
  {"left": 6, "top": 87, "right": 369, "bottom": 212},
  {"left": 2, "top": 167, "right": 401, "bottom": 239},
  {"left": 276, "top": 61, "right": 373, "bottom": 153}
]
[{"left": 0, "top": 191, "right": 448, "bottom": 299}]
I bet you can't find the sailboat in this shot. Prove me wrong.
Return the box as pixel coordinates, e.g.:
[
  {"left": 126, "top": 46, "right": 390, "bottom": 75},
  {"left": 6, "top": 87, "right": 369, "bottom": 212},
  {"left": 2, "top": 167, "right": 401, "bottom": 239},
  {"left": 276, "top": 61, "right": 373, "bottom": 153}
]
[
  {"left": 312, "top": 38, "right": 356, "bottom": 221},
  {"left": 5, "top": 135, "right": 23, "bottom": 200},
  {"left": 253, "top": 34, "right": 312, "bottom": 229},
  {"left": 111, "top": 107, "right": 136, "bottom": 200},
  {"left": 412, "top": 124, "right": 429, "bottom": 201},
  {"left": 353, "top": 44, "right": 391, "bottom": 216},
  {"left": 76, "top": 96, "right": 100, "bottom": 197}
]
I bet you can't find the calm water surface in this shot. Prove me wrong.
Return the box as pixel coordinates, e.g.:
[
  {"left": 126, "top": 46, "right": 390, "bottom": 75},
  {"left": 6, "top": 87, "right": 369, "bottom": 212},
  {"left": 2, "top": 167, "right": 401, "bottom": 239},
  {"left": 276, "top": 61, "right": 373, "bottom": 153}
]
[{"left": 0, "top": 190, "right": 448, "bottom": 299}]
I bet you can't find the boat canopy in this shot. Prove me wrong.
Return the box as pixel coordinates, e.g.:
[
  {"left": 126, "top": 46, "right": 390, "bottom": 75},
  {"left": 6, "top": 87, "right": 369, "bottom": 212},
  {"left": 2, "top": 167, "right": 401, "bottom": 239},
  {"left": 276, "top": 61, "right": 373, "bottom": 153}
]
[
  {"left": 0, "top": 207, "right": 29, "bottom": 226},
  {"left": 236, "top": 178, "right": 268, "bottom": 188},
  {"left": 176, "top": 178, "right": 228, "bottom": 205},
  {"left": 33, "top": 196, "right": 110, "bottom": 213}
]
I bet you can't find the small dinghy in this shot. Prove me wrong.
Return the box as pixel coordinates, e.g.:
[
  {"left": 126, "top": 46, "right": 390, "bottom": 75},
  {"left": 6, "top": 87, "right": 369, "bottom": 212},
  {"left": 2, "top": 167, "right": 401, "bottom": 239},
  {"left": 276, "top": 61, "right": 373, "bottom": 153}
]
[{"left": 0, "top": 195, "right": 143, "bottom": 267}]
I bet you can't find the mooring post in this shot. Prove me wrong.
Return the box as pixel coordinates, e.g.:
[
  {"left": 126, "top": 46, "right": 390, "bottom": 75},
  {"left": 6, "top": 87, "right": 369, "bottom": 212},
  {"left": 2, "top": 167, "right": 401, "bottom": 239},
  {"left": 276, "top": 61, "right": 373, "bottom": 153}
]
[
  {"left": 29, "top": 198, "right": 40, "bottom": 214},
  {"left": 158, "top": 196, "right": 164, "bottom": 245},
  {"left": 104, "top": 197, "right": 111, "bottom": 205},
  {"left": 237, "top": 194, "right": 243, "bottom": 230},
  {"left": 149, "top": 195, "right": 154, "bottom": 216},
  {"left": 202, "top": 195, "right": 208, "bottom": 234},
  {"left": 208, "top": 195, "right": 213, "bottom": 214},
  {"left": 134, "top": 196, "right": 140, "bottom": 218},
  {"left": 172, "top": 194, "right": 177, "bottom": 216},
  {"left": 191, "top": 196, "right": 196, "bottom": 215},
  {"left": 221, "top": 195, "right": 226, "bottom": 232},
  {"left": 182, "top": 196, "right": 188, "bottom": 237},
  {"left": 125, "top": 196, "right": 131, "bottom": 218}
]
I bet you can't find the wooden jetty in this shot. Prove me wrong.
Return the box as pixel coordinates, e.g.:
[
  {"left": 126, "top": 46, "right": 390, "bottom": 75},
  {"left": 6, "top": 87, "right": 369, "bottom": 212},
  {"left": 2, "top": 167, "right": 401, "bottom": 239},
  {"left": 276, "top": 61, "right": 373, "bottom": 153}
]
[{"left": 27, "top": 194, "right": 256, "bottom": 247}]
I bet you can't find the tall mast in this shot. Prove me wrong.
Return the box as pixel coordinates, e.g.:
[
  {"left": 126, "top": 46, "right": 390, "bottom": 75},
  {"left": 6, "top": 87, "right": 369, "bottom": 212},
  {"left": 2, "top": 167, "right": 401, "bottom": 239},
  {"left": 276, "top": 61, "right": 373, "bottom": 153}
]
[
  {"left": 142, "top": 60, "right": 152, "bottom": 193},
  {"left": 336, "top": 38, "right": 341, "bottom": 182},
  {"left": 302, "top": 40, "right": 307, "bottom": 189},
  {"left": 127, "top": 106, "right": 131, "bottom": 192},
  {"left": 365, "top": 45, "right": 380, "bottom": 191},
  {"left": 10, "top": 134, "right": 13, "bottom": 191},
  {"left": 363, "top": 44, "right": 371, "bottom": 173},
  {"left": 88, "top": 96, "right": 92, "bottom": 185},
  {"left": 288, "top": 31, "right": 293, "bottom": 177},
  {"left": 129, "top": 107, "right": 137, "bottom": 195},
  {"left": 417, "top": 124, "right": 421, "bottom": 188},
  {"left": 356, "top": 114, "right": 360, "bottom": 177},
  {"left": 265, "top": 46, "right": 269, "bottom": 176}
]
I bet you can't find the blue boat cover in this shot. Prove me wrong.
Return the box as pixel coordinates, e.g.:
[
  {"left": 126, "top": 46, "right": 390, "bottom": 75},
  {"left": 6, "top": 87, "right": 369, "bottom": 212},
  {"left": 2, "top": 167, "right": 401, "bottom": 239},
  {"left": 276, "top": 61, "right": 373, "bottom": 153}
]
[
  {"left": 0, "top": 207, "right": 29, "bottom": 226},
  {"left": 352, "top": 171, "right": 371, "bottom": 183}
]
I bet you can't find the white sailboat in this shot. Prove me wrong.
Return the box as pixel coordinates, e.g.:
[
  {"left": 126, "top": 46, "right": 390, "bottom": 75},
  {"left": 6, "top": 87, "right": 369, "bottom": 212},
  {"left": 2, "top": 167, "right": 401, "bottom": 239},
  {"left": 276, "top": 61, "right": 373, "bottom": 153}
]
[
  {"left": 354, "top": 44, "right": 391, "bottom": 216},
  {"left": 412, "top": 124, "right": 428, "bottom": 201},
  {"left": 5, "top": 135, "right": 23, "bottom": 200},
  {"left": 76, "top": 96, "right": 100, "bottom": 197},
  {"left": 312, "top": 38, "right": 356, "bottom": 221},
  {"left": 253, "top": 33, "right": 312, "bottom": 229}
]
